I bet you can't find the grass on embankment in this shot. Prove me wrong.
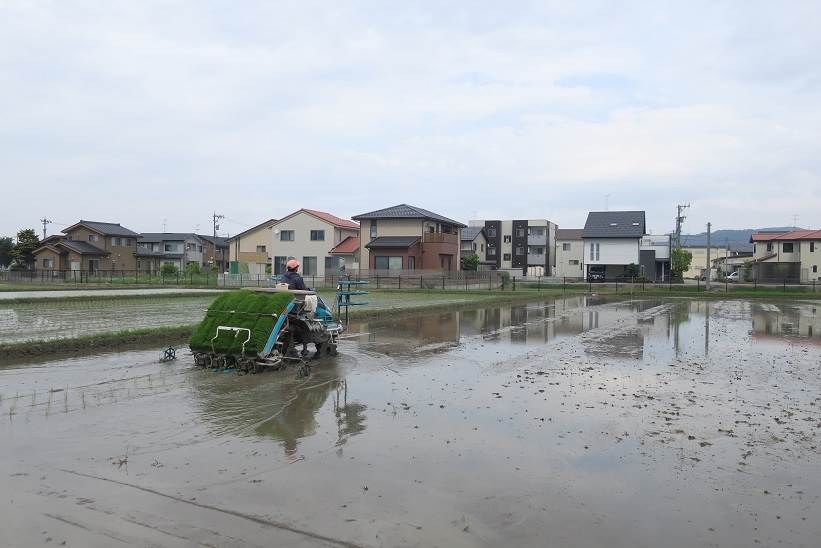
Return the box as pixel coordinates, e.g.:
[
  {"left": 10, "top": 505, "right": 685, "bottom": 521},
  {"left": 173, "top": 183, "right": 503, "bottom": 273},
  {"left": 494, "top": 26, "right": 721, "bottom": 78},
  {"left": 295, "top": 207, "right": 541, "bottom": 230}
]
[{"left": 0, "top": 290, "right": 226, "bottom": 305}]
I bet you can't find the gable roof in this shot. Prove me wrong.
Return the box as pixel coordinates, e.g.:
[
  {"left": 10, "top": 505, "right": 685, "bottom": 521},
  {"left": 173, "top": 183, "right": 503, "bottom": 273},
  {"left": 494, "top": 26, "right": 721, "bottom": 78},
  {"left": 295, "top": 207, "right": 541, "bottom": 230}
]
[
  {"left": 63, "top": 220, "right": 140, "bottom": 237},
  {"left": 273, "top": 208, "right": 359, "bottom": 230},
  {"left": 330, "top": 236, "right": 360, "bottom": 254},
  {"left": 460, "top": 227, "right": 484, "bottom": 241},
  {"left": 364, "top": 236, "right": 421, "bottom": 249},
  {"left": 750, "top": 229, "right": 821, "bottom": 242},
  {"left": 556, "top": 228, "right": 584, "bottom": 240},
  {"left": 582, "top": 211, "right": 646, "bottom": 238},
  {"left": 352, "top": 204, "right": 466, "bottom": 227},
  {"left": 227, "top": 218, "right": 277, "bottom": 242}
]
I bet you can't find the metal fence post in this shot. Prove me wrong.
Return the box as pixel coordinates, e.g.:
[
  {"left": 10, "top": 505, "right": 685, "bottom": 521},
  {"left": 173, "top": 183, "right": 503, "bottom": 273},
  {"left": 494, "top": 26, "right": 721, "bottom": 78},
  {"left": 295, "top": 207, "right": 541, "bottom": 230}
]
[
  {"left": 442, "top": 276, "right": 445, "bottom": 290},
  {"left": 420, "top": 275, "right": 423, "bottom": 289},
  {"left": 398, "top": 276, "right": 401, "bottom": 290},
  {"left": 376, "top": 275, "right": 380, "bottom": 289},
  {"left": 512, "top": 276, "right": 516, "bottom": 291}
]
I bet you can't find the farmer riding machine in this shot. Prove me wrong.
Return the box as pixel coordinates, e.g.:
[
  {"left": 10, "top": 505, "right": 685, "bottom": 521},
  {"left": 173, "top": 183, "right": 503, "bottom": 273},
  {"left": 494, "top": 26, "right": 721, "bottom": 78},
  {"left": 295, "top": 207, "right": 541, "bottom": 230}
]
[{"left": 190, "top": 288, "right": 342, "bottom": 375}]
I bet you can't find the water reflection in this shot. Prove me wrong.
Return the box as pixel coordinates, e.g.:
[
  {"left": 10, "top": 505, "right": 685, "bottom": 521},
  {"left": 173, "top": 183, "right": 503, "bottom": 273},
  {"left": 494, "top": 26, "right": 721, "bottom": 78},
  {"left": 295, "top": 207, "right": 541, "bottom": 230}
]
[
  {"left": 190, "top": 363, "right": 367, "bottom": 457},
  {"left": 752, "top": 302, "right": 821, "bottom": 342}
]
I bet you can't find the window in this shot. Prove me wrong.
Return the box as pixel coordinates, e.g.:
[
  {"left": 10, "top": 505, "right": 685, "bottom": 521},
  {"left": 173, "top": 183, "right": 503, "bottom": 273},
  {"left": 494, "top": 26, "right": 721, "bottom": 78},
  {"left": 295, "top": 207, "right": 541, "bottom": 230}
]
[
  {"left": 562, "top": 243, "right": 571, "bottom": 251},
  {"left": 112, "top": 237, "right": 121, "bottom": 246},
  {"left": 374, "top": 256, "right": 402, "bottom": 270},
  {"left": 43, "top": 258, "right": 53, "bottom": 268},
  {"left": 197, "top": 245, "right": 202, "bottom": 252},
  {"left": 813, "top": 265, "right": 818, "bottom": 273},
  {"left": 370, "top": 221, "right": 377, "bottom": 238},
  {"left": 88, "top": 234, "right": 99, "bottom": 242},
  {"left": 529, "top": 227, "right": 544, "bottom": 237},
  {"left": 310, "top": 230, "right": 325, "bottom": 241},
  {"left": 487, "top": 247, "right": 497, "bottom": 257},
  {"left": 766, "top": 242, "right": 773, "bottom": 252},
  {"left": 590, "top": 243, "right": 595, "bottom": 261},
  {"left": 811, "top": 242, "right": 816, "bottom": 252},
  {"left": 487, "top": 228, "right": 497, "bottom": 238},
  {"left": 164, "top": 243, "right": 176, "bottom": 252},
  {"left": 783, "top": 242, "right": 794, "bottom": 253},
  {"left": 516, "top": 228, "right": 526, "bottom": 238},
  {"left": 274, "top": 256, "right": 287, "bottom": 275},
  {"left": 256, "top": 245, "right": 267, "bottom": 253},
  {"left": 472, "top": 243, "right": 477, "bottom": 252},
  {"left": 515, "top": 246, "right": 524, "bottom": 255},
  {"left": 530, "top": 247, "right": 544, "bottom": 255},
  {"left": 503, "top": 235, "right": 512, "bottom": 243},
  {"left": 596, "top": 243, "right": 600, "bottom": 261},
  {"left": 569, "top": 260, "right": 579, "bottom": 265},
  {"left": 302, "top": 256, "right": 317, "bottom": 275},
  {"left": 280, "top": 230, "right": 294, "bottom": 241},
  {"left": 503, "top": 253, "right": 512, "bottom": 261},
  {"left": 408, "top": 256, "right": 415, "bottom": 270}
]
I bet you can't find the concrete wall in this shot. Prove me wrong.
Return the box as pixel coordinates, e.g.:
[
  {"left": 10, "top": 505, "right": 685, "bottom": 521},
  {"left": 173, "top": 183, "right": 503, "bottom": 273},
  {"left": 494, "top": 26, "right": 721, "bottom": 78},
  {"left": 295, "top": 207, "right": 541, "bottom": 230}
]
[
  {"left": 799, "top": 240, "right": 821, "bottom": 281},
  {"left": 555, "top": 238, "right": 584, "bottom": 278},
  {"left": 271, "top": 212, "right": 359, "bottom": 276}
]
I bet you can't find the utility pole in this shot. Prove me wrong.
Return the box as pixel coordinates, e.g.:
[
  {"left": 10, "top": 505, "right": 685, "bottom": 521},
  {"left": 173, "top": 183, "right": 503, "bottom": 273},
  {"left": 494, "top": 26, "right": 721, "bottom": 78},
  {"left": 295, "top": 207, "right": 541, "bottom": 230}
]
[
  {"left": 706, "top": 222, "right": 711, "bottom": 290},
  {"left": 40, "top": 217, "right": 52, "bottom": 240},
  {"left": 212, "top": 212, "right": 224, "bottom": 240},
  {"left": 674, "top": 204, "right": 690, "bottom": 248}
]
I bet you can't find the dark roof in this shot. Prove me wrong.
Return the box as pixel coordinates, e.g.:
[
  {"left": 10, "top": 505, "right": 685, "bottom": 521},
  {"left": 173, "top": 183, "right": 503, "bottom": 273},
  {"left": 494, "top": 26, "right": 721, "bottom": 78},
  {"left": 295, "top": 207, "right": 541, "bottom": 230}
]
[
  {"left": 59, "top": 240, "right": 110, "bottom": 255},
  {"left": 63, "top": 220, "right": 140, "bottom": 237},
  {"left": 556, "top": 228, "right": 583, "bottom": 240},
  {"left": 197, "top": 235, "right": 229, "bottom": 247},
  {"left": 227, "top": 218, "right": 277, "bottom": 242},
  {"left": 364, "top": 236, "right": 421, "bottom": 249},
  {"left": 461, "top": 227, "right": 484, "bottom": 241},
  {"left": 353, "top": 204, "right": 466, "bottom": 227},
  {"left": 582, "top": 211, "right": 645, "bottom": 238},
  {"left": 139, "top": 233, "right": 203, "bottom": 243}
]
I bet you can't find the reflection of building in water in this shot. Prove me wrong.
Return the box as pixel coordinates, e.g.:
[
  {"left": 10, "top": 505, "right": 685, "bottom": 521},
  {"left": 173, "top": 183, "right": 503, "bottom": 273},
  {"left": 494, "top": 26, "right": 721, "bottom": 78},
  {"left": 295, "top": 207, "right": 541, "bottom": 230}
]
[
  {"left": 752, "top": 303, "right": 821, "bottom": 341},
  {"left": 190, "top": 368, "right": 367, "bottom": 457},
  {"left": 352, "top": 312, "right": 461, "bottom": 356}
]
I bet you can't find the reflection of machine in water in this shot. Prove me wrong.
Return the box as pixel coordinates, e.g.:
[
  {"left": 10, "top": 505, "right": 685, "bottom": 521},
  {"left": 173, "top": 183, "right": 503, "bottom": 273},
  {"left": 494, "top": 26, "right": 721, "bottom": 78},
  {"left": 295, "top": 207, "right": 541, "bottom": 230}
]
[{"left": 190, "top": 364, "right": 367, "bottom": 457}]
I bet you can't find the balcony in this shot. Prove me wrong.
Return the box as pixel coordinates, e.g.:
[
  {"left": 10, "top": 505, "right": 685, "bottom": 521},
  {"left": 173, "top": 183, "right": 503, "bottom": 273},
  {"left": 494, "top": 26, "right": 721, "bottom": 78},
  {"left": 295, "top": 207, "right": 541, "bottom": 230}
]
[
  {"left": 423, "top": 233, "right": 458, "bottom": 245},
  {"left": 527, "top": 253, "right": 546, "bottom": 265},
  {"left": 527, "top": 233, "right": 547, "bottom": 246}
]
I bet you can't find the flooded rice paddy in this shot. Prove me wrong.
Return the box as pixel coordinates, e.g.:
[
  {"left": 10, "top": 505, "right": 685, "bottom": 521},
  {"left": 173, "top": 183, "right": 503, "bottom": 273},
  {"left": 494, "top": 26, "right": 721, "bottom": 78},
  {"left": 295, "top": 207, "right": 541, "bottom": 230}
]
[
  {"left": 1, "top": 296, "right": 820, "bottom": 547},
  {"left": 0, "top": 295, "right": 217, "bottom": 343}
]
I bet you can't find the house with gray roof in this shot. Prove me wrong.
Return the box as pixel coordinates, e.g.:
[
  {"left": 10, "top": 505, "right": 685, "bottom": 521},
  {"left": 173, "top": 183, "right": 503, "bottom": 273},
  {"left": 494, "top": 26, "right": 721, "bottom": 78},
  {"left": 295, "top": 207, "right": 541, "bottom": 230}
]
[
  {"left": 582, "top": 211, "right": 671, "bottom": 281},
  {"left": 137, "top": 233, "right": 206, "bottom": 272},
  {"left": 32, "top": 220, "right": 140, "bottom": 272},
  {"left": 352, "top": 204, "right": 466, "bottom": 271},
  {"left": 460, "top": 227, "right": 487, "bottom": 264},
  {"left": 554, "top": 228, "right": 584, "bottom": 278}
]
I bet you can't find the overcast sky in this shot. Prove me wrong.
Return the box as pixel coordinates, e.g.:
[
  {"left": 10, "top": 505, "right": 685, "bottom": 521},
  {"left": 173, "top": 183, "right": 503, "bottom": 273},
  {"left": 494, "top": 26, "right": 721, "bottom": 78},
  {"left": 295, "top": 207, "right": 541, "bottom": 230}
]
[{"left": 2, "top": 1, "right": 819, "bottom": 239}]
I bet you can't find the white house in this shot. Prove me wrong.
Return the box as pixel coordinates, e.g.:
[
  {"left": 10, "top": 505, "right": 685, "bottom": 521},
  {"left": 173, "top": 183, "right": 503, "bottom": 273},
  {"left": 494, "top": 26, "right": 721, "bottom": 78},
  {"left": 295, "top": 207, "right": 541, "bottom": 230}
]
[
  {"left": 270, "top": 209, "right": 359, "bottom": 277},
  {"left": 554, "top": 229, "right": 584, "bottom": 278},
  {"left": 582, "top": 211, "right": 670, "bottom": 281}
]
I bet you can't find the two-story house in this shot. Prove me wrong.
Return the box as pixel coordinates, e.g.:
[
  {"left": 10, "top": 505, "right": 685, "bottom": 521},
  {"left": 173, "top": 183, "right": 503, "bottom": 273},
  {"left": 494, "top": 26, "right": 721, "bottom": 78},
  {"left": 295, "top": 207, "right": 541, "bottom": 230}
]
[
  {"left": 469, "top": 219, "right": 557, "bottom": 276},
  {"left": 198, "top": 235, "right": 229, "bottom": 272},
  {"left": 460, "top": 227, "right": 487, "bottom": 263},
  {"left": 582, "top": 211, "right": 670, "bottom": 281},
  {"left": 136, "top": 233, "right": 205, "bottom": 272},
  {"left": 353, "top": 204, "right": 465, "bottom": 272},
  {"left": 228, "top": 218, "right": 277, "bottom": 275},
  {"left": 554, "top": 229, "right": 584, "bottom": 278},
  {"left": 270, "top": 209, "right": 359, "bottom": 276},
  {"left": 750, "top": 229, "right": 821, "bottom": 282},
  {"left": 32, "top": 220, "right": 140, "bottom": 272}
]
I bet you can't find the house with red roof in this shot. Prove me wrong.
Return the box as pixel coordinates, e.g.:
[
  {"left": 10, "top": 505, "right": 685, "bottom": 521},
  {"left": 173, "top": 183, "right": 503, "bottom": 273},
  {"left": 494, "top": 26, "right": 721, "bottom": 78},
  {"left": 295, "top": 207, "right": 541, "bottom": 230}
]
[
  {"left": 269, "top": 209, "right": 359, "bottom": 276},
  {"left": 749, "top": 229, "right": 821, "bottom": 282}
]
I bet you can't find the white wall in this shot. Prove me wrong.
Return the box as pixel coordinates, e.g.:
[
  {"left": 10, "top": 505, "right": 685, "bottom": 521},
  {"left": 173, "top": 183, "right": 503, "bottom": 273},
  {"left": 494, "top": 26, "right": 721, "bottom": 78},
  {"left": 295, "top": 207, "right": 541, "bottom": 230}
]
[
  {"left": 358, "top": 218, "right": 424, "bottom": 267},
  {"left": 271, "top": 211, "right": 359, "bottom": 275},
  {"left": 584, "top": 238, "right": 639, "bottom": 265},
  {"left": 555, "top": 238, "right": 584, "bottom": 277}
]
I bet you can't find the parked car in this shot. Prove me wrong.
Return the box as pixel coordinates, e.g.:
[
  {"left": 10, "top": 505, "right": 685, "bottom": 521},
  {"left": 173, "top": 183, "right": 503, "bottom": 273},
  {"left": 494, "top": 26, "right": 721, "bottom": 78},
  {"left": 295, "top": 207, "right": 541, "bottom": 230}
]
[{"left": 726, "top": 271, "right": 739, "bottom": 282}]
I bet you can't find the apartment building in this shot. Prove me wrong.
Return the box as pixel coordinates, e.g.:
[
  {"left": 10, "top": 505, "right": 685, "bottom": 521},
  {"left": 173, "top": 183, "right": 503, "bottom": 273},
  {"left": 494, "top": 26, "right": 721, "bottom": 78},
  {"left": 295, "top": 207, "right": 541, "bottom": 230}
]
[{"left": 469, "top": 219, "right": 557, "bottom": 276}]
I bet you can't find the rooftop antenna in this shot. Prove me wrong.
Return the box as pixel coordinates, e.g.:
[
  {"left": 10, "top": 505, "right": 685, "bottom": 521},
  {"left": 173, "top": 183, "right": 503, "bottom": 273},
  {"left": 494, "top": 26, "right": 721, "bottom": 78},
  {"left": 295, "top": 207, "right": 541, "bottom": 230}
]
[
  {"left": 792, "top": 214, "right": 799, "bottom": 229},
  {"left": 604, "top": 194, "right": 611, "bottom": 211},
  {"left": 163, "top": 218, "right": 167, "bottom": 232},
  {"left": 40, "top": 217, "right": 52, "bottom": 239}
]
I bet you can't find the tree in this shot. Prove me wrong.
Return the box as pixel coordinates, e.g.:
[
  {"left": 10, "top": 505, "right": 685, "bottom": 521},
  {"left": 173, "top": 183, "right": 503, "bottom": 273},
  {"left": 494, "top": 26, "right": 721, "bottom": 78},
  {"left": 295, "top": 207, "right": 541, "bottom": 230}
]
[
  {"left": 0, "top": 237, "right": 13, "bottom": 268},
  {"left": 625, "top": 263, "right": 640, "bottom": 278},
  {"left": 671, "top": 248, "right": 693, "bottom": 282},
  {"left": 11, "top": 229, "right": 40, "bottom": 269},
  {"left": 185, "top": 262, "right": 202, "bottom": 274},
  {"left": 160, "top": 263, "right": 179, "bottom": 275},
  {"left": 461, "top": 254, "right": 480, "bottom": 271}
]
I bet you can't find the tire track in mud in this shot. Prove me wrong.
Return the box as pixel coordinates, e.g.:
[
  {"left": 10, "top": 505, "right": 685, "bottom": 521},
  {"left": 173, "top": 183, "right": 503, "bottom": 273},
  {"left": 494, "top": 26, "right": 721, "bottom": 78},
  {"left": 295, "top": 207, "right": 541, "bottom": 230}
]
[{"left": 58, "top": 468, "right": 366, "bottom": 548}]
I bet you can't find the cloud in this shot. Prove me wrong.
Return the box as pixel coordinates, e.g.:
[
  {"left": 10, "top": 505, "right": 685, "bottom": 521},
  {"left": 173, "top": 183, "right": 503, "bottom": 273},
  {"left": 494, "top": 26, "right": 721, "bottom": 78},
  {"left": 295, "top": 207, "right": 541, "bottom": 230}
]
[{"left": 1, "top": 1, "right": 820, "bottom": 238}]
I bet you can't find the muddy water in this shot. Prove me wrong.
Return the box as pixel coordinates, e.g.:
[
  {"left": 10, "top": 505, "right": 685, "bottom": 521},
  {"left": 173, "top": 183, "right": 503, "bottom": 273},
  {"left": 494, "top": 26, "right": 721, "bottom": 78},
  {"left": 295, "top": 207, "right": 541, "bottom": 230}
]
[
  {"left": 1, "top": 296, "right": 820, "bottom": 547},
  {"left": 0, "top": 295, "right": 216, "bottom": 343}
]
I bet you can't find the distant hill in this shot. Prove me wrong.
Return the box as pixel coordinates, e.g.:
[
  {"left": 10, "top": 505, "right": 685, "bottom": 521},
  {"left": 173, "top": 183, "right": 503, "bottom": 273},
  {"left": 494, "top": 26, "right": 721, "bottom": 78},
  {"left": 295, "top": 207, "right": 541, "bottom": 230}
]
[{"left": 680, "top": 227, "right": 796, "bottom": 251}]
